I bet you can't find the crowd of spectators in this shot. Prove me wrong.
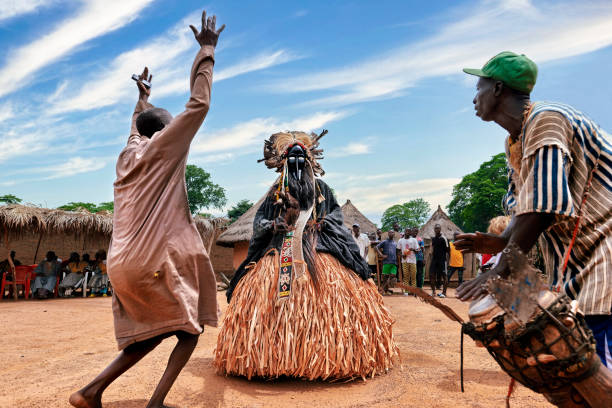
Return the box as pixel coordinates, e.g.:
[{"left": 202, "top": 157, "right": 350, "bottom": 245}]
[{"left": 1, "top": 249, "right": 109, "bottom": 300}]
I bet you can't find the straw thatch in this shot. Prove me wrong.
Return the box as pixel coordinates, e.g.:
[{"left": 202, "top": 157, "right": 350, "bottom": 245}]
[
  {"left": 418, "top": 205, "right": 463, "bottom": 240},
  {"left": 0, "top": 204, "right": 224, "bottom": 250},
  {"left": 216, "top": 195, "right": 267, "bottom": 247},
  {"left": 0, "top": 204, "right": 113, "bottom": 238},
  {"left": 341, "top": 199, "right": 377, "bottom": 235},
  {"left": 216, "top": 196, "right": 377, "bottom": 247},
  {"left": 214, "top": 251, "right": 398, "bottom": 380}
]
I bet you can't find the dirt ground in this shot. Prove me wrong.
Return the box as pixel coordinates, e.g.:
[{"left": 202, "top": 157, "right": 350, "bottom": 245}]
[{"left": 0, "top": 289, "right": 552, "bottom": 408}]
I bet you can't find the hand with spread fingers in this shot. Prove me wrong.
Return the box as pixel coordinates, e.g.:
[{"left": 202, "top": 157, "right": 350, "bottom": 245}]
[
  {"left": 136, "top": 66, "right": 152, "bottom": 102},
  {"left": 189, "top": 10, "right": 225, "bottom": 48}
]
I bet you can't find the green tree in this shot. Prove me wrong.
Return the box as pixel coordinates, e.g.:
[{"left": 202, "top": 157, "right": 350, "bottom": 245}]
[
  {"left": 185, "top": 164, "right": 227, "bottom": 214},
  {"left": 381, "top": 198, "right": 431, "bottom": 231},
  {"left": 97, "top": 201, "right": 114, "bottom": 212},
  {"left": 57, "top": 202, "right": 99, "bottom": 212},
  {"left": 447, "top": 153, "right": 508, "bottom": 233},
  {"left": 0, "top": 194, "right": 22, "bottom": 204},
  {"left": 227, "top": 199, "right": 253, "bottom": 223}
]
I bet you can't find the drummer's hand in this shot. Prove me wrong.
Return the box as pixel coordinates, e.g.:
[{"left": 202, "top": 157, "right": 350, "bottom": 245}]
[
  {"left": 456, "top": 269, "right": 496, "bottom": 301},
  {"left": 273, "top": 217, "right": 289, "bottom": 233},
  {"left": 454, "top": 232, "right": 507, "bottom": 254}
]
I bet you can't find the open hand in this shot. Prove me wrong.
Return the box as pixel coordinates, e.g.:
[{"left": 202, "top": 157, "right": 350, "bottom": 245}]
[
  {"left": 136, "top": 66, "right": 152, "bottom": 101},
  {"left": 454, "top": 232, "right": 507, "bottom": 254},
  {"left": 189, "top": 10, "right": 225, "bottom": 48}
]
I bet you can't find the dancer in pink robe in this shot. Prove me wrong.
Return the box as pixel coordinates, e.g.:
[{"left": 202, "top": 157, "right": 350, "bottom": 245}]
[{"left": 70, "top": 10, "right": 224, "bottom": 408}]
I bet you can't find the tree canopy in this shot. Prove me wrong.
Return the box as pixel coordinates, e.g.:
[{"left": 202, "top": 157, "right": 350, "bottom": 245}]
[
  {"left": 185, "top": 164, "right": 227, "bottom": 215},
  {"left": 0, "top": 194, "right": 22, "bottom": 204},
  {"left": 227, "top": 199, "right": 253, "bottom": 223},
  {"left": 447, "top": 153, "right": 508, "bottom": 233},
  {"left": 381, "top": 198, "right": 431, "bottom": 231},
  {"left": 57, "top": 201, "right": 114, "bottom": 213}
]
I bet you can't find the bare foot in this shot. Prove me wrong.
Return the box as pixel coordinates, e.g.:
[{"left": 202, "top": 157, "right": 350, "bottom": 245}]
[{"left": 69, "top": 390, "right": 101, "bottom": 408}]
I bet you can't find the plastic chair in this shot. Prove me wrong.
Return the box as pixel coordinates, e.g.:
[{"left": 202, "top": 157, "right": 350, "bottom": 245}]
[{"left": 1, "top": 265, "right": 35, "bottom": 300}]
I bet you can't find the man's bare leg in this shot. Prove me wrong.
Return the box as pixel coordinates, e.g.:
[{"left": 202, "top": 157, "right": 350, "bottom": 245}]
[
  {"left": 69, "top": 336, "right": 163, "bottom": 408},
  {"left": 146, "top": 331, "right": 199, "bottom": 408}
]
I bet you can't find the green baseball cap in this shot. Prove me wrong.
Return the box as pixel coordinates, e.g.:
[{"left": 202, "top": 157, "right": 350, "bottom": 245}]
[{"left": 463, "top": 51, "right": 538, "bottom": 94}]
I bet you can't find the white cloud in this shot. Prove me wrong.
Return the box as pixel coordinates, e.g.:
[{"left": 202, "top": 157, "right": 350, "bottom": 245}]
[
  {"left": 0, "top": 102, "right": 15, "bottom": 121},
  {"left": 328, "top": 142, "right": 371, "bottom": 157},
  {"left": 269, "top": 0, "right": 612, "bottom": 106},
  {"left": 332, "top": 175, "right": 461, "bottom": 220},
  {"left": 40, "top": 156, "right": 109, "bottom": 179},
  {"left": 154, "top": 49, "right": 301, "bottom": 98},
  {"left": 192, "top": 111, "right": 349, "bottom": 155},
  {"left": 0, "top": 0, "right": 154, "bottom": 98},
  {"left": 0, "top": 0, "right": 55, "bottom": 21}
]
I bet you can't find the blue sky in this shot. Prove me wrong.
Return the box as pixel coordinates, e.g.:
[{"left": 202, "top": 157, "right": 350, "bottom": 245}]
[{"left": 2, "top": 0, "right": 612, "bottom": 225}]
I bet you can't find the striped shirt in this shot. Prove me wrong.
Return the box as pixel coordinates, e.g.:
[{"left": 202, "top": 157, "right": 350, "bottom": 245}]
[{"left": 503, "top": 102, "right": 612, "bottom": 315}]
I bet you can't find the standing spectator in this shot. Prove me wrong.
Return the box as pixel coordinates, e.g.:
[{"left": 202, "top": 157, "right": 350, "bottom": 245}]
[
  {"left": 376, "top": 230, "right": 398, "bottom": 295},
  {"left": 413, "top": 228, "right": 425, "bottom": 288},
  {"left": 351, "top": 223, "right": 370, "bottom": 259},
  {"left": 429, "top": 224, "right": 449, "bottom": 298},
  {"left": 376, "top": 228, "right": 383, "bottom": 242},
  {"left": 32, "top": 251, "right": 61, "bottom": 299},
  {"left": 397, "top": 228, "right": 419, "bottom": 294},
  {"left": 447, "top": 232, "right": 465, "bottom": 288},
  {"left": 366, "top": 233, "right": 379, "bottom": 284}
]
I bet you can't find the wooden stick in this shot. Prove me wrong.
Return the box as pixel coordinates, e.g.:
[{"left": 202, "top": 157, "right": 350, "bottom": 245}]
[{"left": 33, "top": 232, "right": 43, "bottom": 264}]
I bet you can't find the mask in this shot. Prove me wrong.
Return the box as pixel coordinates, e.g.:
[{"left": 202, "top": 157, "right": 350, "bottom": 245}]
[{"left": 286, "top": 144, "right": 306, "bottom": 182}]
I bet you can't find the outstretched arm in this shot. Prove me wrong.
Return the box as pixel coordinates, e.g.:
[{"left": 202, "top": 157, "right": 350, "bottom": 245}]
[
  {"left": 455, "top": 212, "right": 552, "bottom": 301},
  {"left": 152, "top": 10, "right": 225, "bottom": 155}
]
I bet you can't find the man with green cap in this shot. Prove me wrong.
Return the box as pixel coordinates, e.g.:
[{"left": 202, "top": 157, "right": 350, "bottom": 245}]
[{"left": 454, "top": 51, "right": 612, "bottom": 374}]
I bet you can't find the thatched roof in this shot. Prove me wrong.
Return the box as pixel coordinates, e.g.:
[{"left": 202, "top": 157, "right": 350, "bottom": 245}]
[
  {"left": 0, "top": 205, "right": 226, "bottom": 250},
  {"left": 216, "top": 196, "right": 377, "bottom": 247},
  {"left": 0, "top": 204, "right": 113, "bottom": 238},
  {"left": 418, "top": 205, "right": 463, "bottom": 240},
  {"left": 216, "top": 195, "right": 266, "bottom": 248},
  {"left": 341, "top": 200, "right": 377, "bottom": 235}
]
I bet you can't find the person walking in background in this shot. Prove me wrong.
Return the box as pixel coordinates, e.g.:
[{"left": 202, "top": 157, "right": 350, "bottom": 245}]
[
  {"left": 447, "top": 232, "right": 464, "bottom": 287},
  {"left": 397, "top": 227, "right": 419, "bottom": 294},
  {"left": 367, "top": 233, "right": 379, "bottom": 285},
  {"left": 376, "top": 230, "right": 398, "bottom": 295},
  {"left": 351, "top": 223, "right": 370, "bottom": 259},
  {"left": 429, "top": 224, "right": 449, "bottom": 298},
  {"left": 412, "top": 228, "right": 425, "bottom": 288}
]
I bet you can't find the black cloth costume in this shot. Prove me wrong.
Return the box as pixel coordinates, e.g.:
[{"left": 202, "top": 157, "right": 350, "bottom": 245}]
[{"left": 227, "top": 178, "right": 370, "bottom": 302}]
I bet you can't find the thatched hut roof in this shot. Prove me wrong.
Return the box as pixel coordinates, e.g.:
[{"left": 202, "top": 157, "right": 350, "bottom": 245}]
[
  {"left": 0, "top": 204, "right": 113, "bottom": 238},
  {"left": 216, "top": 196, "right": 377, "bottom": 247},
  {"left": 0, "top": 205, "right": 225, "bottom": 250},
  {"left": 216, "top": 195, "right": 266, "bottom": 248},
  {"left": 418, "top": 205, "right": 463, "bottom": 240},
  {"left": 340, "top": 200, "right": 377, "bottom": 235}
]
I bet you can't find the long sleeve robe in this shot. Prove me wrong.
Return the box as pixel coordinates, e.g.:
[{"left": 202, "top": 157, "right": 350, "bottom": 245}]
[{"left": 108, "top": 45, "right": 219, "bottom": 350}]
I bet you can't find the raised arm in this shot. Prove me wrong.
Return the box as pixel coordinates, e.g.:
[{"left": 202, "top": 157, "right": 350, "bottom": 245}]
[{"left": 152, "top": 10, "right": 224, "bottom": 155}]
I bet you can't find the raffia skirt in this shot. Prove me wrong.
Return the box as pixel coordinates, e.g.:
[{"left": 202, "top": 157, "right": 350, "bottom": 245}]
[{"left": 214, "top": 251, "right": 398, "bottom": 380}]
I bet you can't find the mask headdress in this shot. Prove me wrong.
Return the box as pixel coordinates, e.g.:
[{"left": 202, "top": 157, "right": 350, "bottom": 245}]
[{"left": 258, "top": 129, "right": 327, "bottom": 177}]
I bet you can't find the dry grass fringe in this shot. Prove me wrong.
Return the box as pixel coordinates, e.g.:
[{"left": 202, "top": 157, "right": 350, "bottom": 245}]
[{"left": 214, "top": 252, "right": 398, "bottom": 381}]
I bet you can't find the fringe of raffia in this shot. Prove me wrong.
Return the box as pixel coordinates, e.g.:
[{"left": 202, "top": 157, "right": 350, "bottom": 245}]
[{"left": 214, "top": 252, "right": 398, "bottom": 381}]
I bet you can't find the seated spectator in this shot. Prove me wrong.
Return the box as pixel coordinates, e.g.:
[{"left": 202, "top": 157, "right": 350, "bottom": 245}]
[
  {"left": 82, "top": 253, "right": 94, "bottom": 268},
  {"left": 32, "top": 251, "right": 61, "bottom": 299},
  {"left": 59, "top": 252, "right": 89, "bottom": 297},
  {"left": 0, "top": 250, "right": 21, "bottom": 282},
  {"left": 88, "top": 250, "right": 109, "bottom": 297}
]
